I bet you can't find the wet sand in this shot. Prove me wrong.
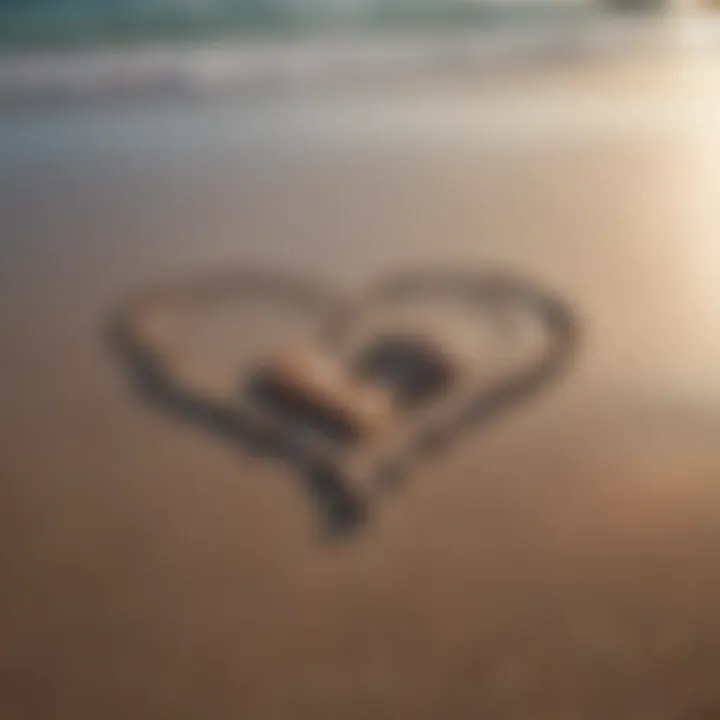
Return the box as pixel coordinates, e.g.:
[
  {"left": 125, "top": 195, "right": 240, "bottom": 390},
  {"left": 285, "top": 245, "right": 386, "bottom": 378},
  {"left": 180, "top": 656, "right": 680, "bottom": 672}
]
[{"left": 2, "top": 55, "right": 720, "bottom": 718}]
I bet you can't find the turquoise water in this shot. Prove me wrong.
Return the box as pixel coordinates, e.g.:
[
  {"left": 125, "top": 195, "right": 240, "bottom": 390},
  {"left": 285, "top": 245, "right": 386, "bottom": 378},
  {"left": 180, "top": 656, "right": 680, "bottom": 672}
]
[{"left": 0, "top": 1, "right": 594, "bottom": 50}]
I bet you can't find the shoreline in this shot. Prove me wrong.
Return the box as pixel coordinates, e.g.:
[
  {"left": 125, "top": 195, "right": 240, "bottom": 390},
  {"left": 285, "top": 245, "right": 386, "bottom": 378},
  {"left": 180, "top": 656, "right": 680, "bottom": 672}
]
[{"left": 0, "top": 17, "right": 675, "bottom": 104}]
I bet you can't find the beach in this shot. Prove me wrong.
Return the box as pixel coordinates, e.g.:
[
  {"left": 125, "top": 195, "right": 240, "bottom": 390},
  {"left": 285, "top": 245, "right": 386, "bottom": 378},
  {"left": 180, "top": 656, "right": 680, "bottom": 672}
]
[{"left": 3, "top": 50, "right": 720, "bottom": 718}]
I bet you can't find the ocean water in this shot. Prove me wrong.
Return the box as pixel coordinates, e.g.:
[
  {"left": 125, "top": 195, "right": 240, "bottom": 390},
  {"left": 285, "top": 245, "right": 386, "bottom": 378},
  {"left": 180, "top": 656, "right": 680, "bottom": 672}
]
[{"left": 0, "top": 0, "right": 594, "bottom": 51}]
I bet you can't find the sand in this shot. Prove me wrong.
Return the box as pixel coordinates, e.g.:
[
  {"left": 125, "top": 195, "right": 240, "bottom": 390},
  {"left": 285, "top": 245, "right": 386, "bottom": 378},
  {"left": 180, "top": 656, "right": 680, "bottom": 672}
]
[{"left": 2, "top": 55, "right": 720, "bottom": 718}]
